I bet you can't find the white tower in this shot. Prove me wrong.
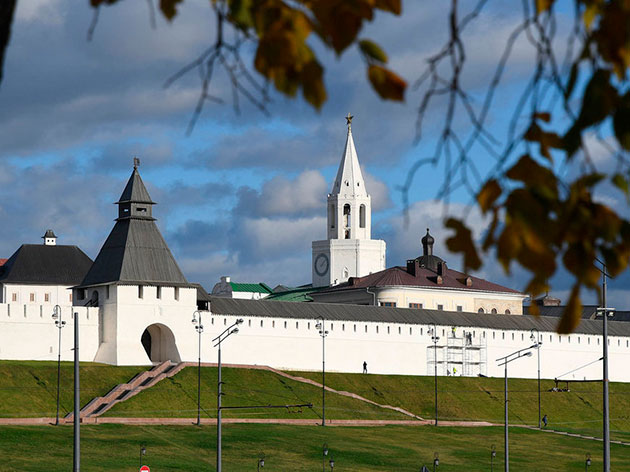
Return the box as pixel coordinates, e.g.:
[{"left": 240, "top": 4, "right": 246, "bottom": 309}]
[{"left": 312, "top": 114, "right": 386, "bottom": 287}]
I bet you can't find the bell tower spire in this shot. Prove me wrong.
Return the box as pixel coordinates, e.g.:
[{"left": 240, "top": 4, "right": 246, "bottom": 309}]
[{"left": 312, "top": 114, "right": 386, "bottom": 287}]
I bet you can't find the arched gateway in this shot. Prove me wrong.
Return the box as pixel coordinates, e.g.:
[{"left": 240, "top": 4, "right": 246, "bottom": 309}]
[{"left": 141, "top": 323, "right": 181, "bottom": 363}]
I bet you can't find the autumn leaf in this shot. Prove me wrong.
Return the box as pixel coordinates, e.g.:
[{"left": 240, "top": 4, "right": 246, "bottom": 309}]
[
  {"left": 367, "top": 64, "right": 406, "bottom": 101},
  {"left": 160, "top": 0, "right": 183, "bottom": 21},
  {"left": 557, "top": 285, "right": 582, "bottom": 334},
  {"left": 445, "top": 218, "right": 482, "bottom": 271},
  {"left": 359, "top": 39, "right": 388, "bottom": 63},
  {"left": 477, "top": 179, "right": 502, "bottom": 213}
]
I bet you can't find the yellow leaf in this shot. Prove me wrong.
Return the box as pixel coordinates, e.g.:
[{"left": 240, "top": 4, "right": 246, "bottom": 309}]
[
  {"left": 477, "top": 179, "right": 502, "bottom": 213},
  {"left": 444, "top": 218, "right": 482, "bottom": 271},
  {"left": 367, "top": 64, "right": 406, "bottom": 101},
  {"left": 535, "top": 0, "right": 553, "bottom": 14},
  {"left": 583, "top": 3, "right": 599, "bottom": 30},
  {"left": 359, "top": 39, "right": 388, "bottom": 64}
]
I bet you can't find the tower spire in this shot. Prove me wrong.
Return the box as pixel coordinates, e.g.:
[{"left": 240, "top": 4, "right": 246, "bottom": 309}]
[{"left": 331, "top": 113, "right": 367, "bottom": 197}]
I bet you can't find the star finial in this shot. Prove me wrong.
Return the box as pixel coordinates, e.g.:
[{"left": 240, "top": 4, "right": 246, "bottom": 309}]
[
  {"left": 133, "top": 157, "right": 140, "bottom": 169},
  {"left": 345, "top": 113, "right": 353, "bottom": 130}
]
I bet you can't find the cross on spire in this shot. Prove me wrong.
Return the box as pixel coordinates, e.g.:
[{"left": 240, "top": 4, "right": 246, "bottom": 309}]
[
  {"left": 345, "top": 113, "right": 353, "bottom": 130},
  {"left": 133, "top": 157, "right": 140, "bottom": 169}
]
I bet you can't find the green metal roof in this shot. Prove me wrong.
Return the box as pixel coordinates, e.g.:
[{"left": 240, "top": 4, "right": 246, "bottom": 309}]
[
  {"left": 265, "top": 285, "right": 328, "bottom": 302},
  {"left": 229, "top": 282, "right": 273, "bottom": 294}
]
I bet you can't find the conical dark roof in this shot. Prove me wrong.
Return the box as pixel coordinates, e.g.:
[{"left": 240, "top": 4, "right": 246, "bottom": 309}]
[
  {"left": 79, "top": 166, "right": 190, "bottom": 287},
  {"left": 116, "top": 168, "right": 155, "bottom": 204}
]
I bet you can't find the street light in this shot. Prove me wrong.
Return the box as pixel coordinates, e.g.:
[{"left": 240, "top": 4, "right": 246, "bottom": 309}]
[
  {"left": 329, "top": 458, "right": 335, "bottom": 470},
  {"left": 213, "top": 318, "right": 243, "bottom": 472},
  {"left": 315, "top": 317, "right": 328, "bottom": 427},
  {"left": 530, "top": 328, "right": 543, "bottom": 428},
  {"left": 191, "top": 310, "right": 203, "bottom": 426},
  {"left": 139, "top": 445, "right": 146, "bottom": 468},
  {"left": 428, "top": 323, "right": 439, "bottom": 426},
  {"left": 52, "top": 305, "right": 66, "bottom": 426},
  {"left": 497, "top": 347, "right": 533, "bottom": 472},
  {"left": 433, "top": 452, "right": 439, "bottom": 472},
  {"left": 491, "top": 444, "right": 496, "bottom": 472},
  {"left": 585, "top": 453, "right": 592, "bottom": 471},
  {"left": 595, "top": 257, "right": 615, "bottom": 472},
  {"left": 321, "top": 443, "right": 329, "bottom": 472},
  {"left": 257, "top": 452, "right": 265, "bottom": 471}
]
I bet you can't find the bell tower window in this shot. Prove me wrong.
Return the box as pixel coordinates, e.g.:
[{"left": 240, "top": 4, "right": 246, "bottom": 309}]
[
  {"left": 343, "top": 204, "right": 351, "bottom": 238},
  {"left": 359, "top": 204, "right": 366, "bottom": 228}
]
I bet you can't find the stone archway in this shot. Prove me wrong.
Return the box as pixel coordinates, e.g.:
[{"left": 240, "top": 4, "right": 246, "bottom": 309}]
[{"left": 141, "top": 323, "right": 181, "bottom": 363}]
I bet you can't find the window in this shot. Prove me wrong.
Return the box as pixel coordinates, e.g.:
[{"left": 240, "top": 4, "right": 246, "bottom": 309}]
[
  {"left": 398, "top": 326, "right": 401, "bottom": 334},
  {"left": 491, "top": 308, "right": 498, "bottom": 314},
  {"left": 138, "top": 286, "right": 143, "bottom": 299},
  {"left": 550, "top": 335, "right": 552, "bottom": 342},
  {"left": 511, "top": 333, "right": 514, "bottom": 340},
  {"left": 308, "top": 322, "right": 311, "bottom": 329},
  {"left": 44, "top": 293, "right": 50, "bottom": 302},
  {"left": 211, "top": 318, "right": 214, "bottom": 325},
  {"left": 409, "top": 303, "right": 423, "bottom": 309},
  {"left": 30, "top": 293, "right": 35, "bottom": 302},
  {"left": 137, "top": 207, "right": 147, "bottom": 213},
  {"left": 261, "top": 320, "right": 264, "bottom": 327},
  {"left": 248, "top": 320, "right": 251, "bottom": 327},
  {"left": 598, "top": 338, "right": 600, "bottom": 345},
  {"left": 478, "top": 308, "right": 485, "bottom": 313},
  {"left": 387, "top": 326, "right": 390, "bottom": 334},
  {"left": 502, "top": 333, "right": 505, "bottom": 340},
  {"left": 420, "top": 328, "right": 423, "bottom": 335},
  {"left": 284, "top": 321, "right": 287, "bottom": 329},
  {"left": 376, "top": 326, "right": 379, "bottom": 334},
  {"left": 588, "top": 337, "right": 590, "bottom": 345},
  {"left": 224, "top": 318, "right": 227, "bottom": 326},
  {"left": 330, "top": 323, "right": 334, "bottom": 331},
  {"left": 354, "top": 324, "right": 357, "bottom": 332},
  {"left": 380, "top": 301, "right": 396, "bottom": 307},
  {"left": 156, "top": 286, "right": 161, "bottom": 299},
  {"left": 342, "top": 324, "right": 345, "bottom": 331},
  {"left": 272, "top": 321, "right": 275, "bottom": 327},
  {"left": 457, "top": 305, "right": 463, "bottom": 312},
  {"left": 296, "top": 322, "right": 299, "bottom": 329},
  {"left": 559, "top": 336, "right": 562, "bottom": 343},
  {"left": 437, "top": 304, "right": 444, "bottom": 311},
  {"left": 174, "top": 287, "right": 180, "bottom": 301},
  {"left": 521, "top": 333, "right": 524, "bottom": 341},
  {"left": 493, "top": 332, "right": 496, "bottom": 339},
  {"left": 359, "top": 204, "right": 366, "bottom": 228},
  {"left": 505, "top": 309, "right": 511, "bottom": 315},
  {"left": 365, "top": 325, "right": 368, "bottom": 333},
  {"left": 483, "top": 331, "right": 486, "bottom": 338},
  {"left": 409, "top": 327, "right": 412, "bottom": 335},
  {"left": 69, "top": 293, "right": 72, "bottom": 302},
  {"left": 442, "top": 329, "right": 445, "bottom": 336},
  {"left": 11, "top": 293, "right": 17, "bottom": 302},
  {"left": 343, "top": 204, "right": 351, "bottom": 238}
]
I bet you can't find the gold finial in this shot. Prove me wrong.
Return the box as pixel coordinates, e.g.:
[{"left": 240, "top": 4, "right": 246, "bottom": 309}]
[
  {"left": 133, "top": 157, "right": 140, "bottom": 169},
  {"left": 345, "top": 113, "right": 353, "bottom": 130}
]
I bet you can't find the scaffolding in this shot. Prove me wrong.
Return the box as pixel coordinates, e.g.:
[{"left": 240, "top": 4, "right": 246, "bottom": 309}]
[{"left": 426, "top": 329, "right": 487, "bottom": 377}]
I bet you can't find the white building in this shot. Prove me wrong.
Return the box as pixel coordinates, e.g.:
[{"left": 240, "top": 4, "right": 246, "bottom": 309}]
[
  {"left": 312, "top": 115, "right": 386, "bottom": 287},
  {"left": 211, "top": 276, "right": 272, "bottom": 300}
]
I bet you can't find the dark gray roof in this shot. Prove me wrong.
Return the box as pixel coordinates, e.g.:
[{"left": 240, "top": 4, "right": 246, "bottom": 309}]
[
  {"left": 208, "top": 297, "right": 630, "bottom": 337},
  {"left": 525, "top": 305, "right": 630, "bottom": 323},
  {"left": 117, "top": 168, "right": 155, "bottom": 204},
  {"left": 42, "top": 229, "right": 57, "bottom": 239},
  {"left": 79, "top": 167, "right": 190, "bottom": 288},
  {"left": 0, "top": 244, "right": 93, "bottom": 286}
]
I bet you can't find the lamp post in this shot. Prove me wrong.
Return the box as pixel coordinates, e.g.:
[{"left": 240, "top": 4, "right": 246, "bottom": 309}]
[
  {"left": 497, "top": 347, "right": 533, "bottom": 472},
  {"left": 428, "top": 323, "right": 439, "bottom": 426},
  {"left": 491, "top": 445, "right": 496, "bottom": 472},
  {"left": 315, "top": 317, "right": 328, "bottom": 427},
  {"left": 191, "top": 310, "right": 203, "bottom": 426},
  {"left": 213, "top": 318, "right": 243, "bottom": 472},
  {"left": 73, "top": 311, "right": 80, "bottom": 472},
  {"left": 585, "top": 453, "right": 591, "bottom": 471},
  {"left": 433, "top": 452, "right": 439, "bottom": 472},
  {"left": 52, "top": 305, "right": 66, "bottom": 426},
  {"left": 595, "top": 258, "right": 614, "bottom": 472},
  {"left": 139, "top": 445, "right": 146, "bottom": 468},
  {"left": 329, "top": 457, "right": 335, "bottom": 470},
  {"left": 530, "top": 328, "right": 542, "bottom": 429},
  {"left": 257, "top": 452, "right": 265, "bottom": 471},
  {"left": 321, "top": 443, "right": 329, "bottom": 472}
]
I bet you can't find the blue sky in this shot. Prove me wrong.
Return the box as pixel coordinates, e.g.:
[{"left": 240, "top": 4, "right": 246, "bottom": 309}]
[{"left": 1, "top": 0, "right": 628, "bottom": 307}]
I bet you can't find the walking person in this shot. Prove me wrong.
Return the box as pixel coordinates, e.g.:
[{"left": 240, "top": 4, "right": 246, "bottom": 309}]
[
  {"left": 542, "top": 414, "right": 548, "bottom": 428},
  {"left": 363, "top": 361, "right": 368, "bottom": 374}
]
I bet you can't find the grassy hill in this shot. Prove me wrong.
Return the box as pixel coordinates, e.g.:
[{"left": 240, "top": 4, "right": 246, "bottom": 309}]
[
  {"left": 0, "top": 361, "right": 147, "bottom": 418},
  {"left": 2, "top": 423, "right": 628, "bottom": 471},
  {"left": 292, "top": 371, "right": 630, "bottom": 440}
]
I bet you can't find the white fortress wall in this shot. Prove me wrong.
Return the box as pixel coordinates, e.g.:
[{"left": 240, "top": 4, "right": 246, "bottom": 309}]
[{"left": 0, "top": 303, "right": 99, "bottom": 362}]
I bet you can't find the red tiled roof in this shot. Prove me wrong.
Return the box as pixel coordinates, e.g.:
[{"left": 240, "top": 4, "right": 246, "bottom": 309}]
[
  {"left": 0, "top": 259, "right": 7, "bottom": 267},
  {"left": 319, "top": 265, "right": 522, "bottom": 295}
]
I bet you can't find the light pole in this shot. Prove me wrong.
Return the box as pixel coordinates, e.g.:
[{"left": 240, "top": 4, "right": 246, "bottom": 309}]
[
  {"left": 497, "top": 347, "right": 533, "bottom": 472},
  {"left": 530, "top": 328, "right": 542, "bottom": 428},
  {"left": 73, "top": 311, "right": 80, "bottom": 472},
  {"left": 321, "top": 443, "right": 329, "bottom": 472},
  {"left": 139, "top": 445, "right": 146, "bottom": 468},
  {"left": 585, "top": 453, "right": 591, "bottom": 471},
  {"left": 213, "top": 318, "right": 243, "bottom": 472},
  {"left": 315, "top": 317, "right": 328, "bottom": 427},
  {"left": 191, "top": 310, "right": 203, "bottom": 426},
  {"left": 257, "top": 452, "right": 265, "bottom": 471},
  {"left": 433, "top": 452, "right": 439, "bottom": 472},
  {"left": 491, "top": 445, "right": 496, "bottom": 472},
  {"left": 329, "top": 457, "right": 335, "bottom": 470},
  {"left": 52, "top": 305, "right": 66, "bottom": 426},
  {"left": 428, "top": 323, "right": 439, "bottom": 426},
  {"left": 595, "top": 258, "right": 614, "bottom": 472}
]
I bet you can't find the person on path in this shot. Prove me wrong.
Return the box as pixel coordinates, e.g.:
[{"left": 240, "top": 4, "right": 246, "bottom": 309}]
[
  {"left": 542, "top": 414, "right": 548, "bottom": 427},
  {"left": 363, "top": 361, "right": 368, "bottom": 374}
]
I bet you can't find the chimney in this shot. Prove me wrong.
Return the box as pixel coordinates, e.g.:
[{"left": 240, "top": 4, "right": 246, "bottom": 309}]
[
  {"left": 221, "top": 276, "right": 231, "bottom": 283},
  {"left": 42, "top": 229, "right": 57, "bottom": 246},
  {"left": 406, "top": 259, "right": 420, "bottom": 276}
]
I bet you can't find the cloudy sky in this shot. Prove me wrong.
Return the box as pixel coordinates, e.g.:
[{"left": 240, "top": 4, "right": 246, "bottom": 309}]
[{"left": 1, "top": 0, "right": 628, "bottom": 306}]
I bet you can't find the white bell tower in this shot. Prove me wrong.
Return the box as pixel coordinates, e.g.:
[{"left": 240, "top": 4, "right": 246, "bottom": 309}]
[{"left": 312, "top": 114, "right": 386, "bottom": 287}]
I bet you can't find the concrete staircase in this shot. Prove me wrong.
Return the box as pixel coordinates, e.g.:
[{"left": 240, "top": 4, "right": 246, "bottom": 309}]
[{"left": 65, "top": 361, "right": 186, "bottom": 422}]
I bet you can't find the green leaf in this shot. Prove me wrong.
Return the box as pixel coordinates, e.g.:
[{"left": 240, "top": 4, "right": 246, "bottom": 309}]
[
  {"left": 359, "top": 39, "right": 388, "bottom": 64},
  {"left": 367, "top": 64, "right": 406, "bottom": 101}
]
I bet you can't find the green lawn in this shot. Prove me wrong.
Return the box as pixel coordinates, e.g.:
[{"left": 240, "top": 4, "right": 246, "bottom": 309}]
[
  {"left": 105, "top": 366, "right": 408, "bottom": 420},
  {"left": 0, "top": 361, "right": 147, "bottom": 417},
  {"left": 1, "top": 423, "right": 627, "bottom": 471},
  {"left": 292, "top": 371, "right": 630, "bottom": 440}
]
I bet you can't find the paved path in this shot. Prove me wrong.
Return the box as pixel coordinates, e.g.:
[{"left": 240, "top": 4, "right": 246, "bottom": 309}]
[{"left": 517, "top": 425, "right": 630, "bottom": 447}]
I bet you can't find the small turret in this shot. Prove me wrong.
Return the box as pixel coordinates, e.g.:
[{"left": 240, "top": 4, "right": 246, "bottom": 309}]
[{"left": 42, "top": 229, "right": 57, "bottom": 246}]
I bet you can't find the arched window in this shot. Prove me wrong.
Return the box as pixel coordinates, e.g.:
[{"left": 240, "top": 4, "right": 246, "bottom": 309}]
[
  {"left": 491, "top": 308, "right": 498, "bottom": 314},
  {"left": 505, "top": 309, "right": 511, "bottom": 315},
  {"left": 478, "top": 308, "right": 485, "bottom": 313},
  {"left": 359, "top": 204, "right": 366, "bottom": 228},
  {"left": 343, "top": 204, "right": 351, "bottom": 227}
]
